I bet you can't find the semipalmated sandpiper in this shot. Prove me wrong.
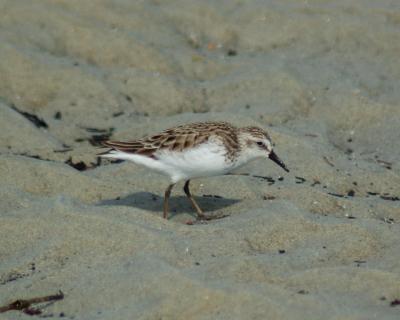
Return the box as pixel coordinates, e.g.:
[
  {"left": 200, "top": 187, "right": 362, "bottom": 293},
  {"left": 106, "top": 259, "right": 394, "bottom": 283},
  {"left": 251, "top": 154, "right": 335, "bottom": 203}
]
[{"left": 99, "top": 121, "right": 289, "bottom": 220}]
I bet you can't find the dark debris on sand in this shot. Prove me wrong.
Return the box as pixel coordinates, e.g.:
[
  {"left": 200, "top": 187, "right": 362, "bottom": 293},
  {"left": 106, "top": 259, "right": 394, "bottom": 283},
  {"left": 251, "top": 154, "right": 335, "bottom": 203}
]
[{"left": 10, "top": 104, "right": 48, "bottom": 129}]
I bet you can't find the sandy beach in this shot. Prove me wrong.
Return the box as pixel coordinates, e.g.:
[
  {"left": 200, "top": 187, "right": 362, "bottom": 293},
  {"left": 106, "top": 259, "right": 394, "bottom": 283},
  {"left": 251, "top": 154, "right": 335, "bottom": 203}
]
[{"left": 1, "top": 0, "right": 400, "bottom": 319}]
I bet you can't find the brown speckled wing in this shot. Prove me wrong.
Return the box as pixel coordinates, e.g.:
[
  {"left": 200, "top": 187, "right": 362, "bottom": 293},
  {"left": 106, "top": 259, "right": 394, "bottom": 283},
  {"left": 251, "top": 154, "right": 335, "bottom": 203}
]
[
  {"left": 157, "top": 122, "right": 239, "bottom": 155},
  {"left": 100, "top": 121, "right": 240, "bottom": 159},
  {"left": 101, "top": 140, "right": 157, "bottom": 157}
]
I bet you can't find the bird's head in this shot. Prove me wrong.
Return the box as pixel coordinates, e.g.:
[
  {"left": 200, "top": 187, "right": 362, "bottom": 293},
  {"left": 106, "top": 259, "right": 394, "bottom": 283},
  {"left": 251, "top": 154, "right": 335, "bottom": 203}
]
[{"left": 239, "top": 126, "right": 289, "bottom": 172}]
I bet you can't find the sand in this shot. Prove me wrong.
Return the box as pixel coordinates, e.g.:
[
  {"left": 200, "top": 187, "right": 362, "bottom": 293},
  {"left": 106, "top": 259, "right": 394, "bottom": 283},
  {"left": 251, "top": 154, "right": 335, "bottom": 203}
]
[{"left": 1, "top": 0, "right": 400, "bottom": 319}]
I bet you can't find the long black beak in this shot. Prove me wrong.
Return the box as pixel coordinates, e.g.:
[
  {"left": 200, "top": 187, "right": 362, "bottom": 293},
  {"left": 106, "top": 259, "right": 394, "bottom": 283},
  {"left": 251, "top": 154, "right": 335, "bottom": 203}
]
[{"left": 269, "top": 150, "right": 289, "bottom": 172}]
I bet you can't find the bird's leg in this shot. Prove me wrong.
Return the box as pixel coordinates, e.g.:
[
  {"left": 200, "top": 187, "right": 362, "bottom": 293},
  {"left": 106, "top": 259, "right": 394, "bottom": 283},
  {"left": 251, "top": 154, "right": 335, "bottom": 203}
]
[
  {"left": 183, "top": 180, "right": 205, "bottom": 219},
  {"left": 183, "top": 181, "right": 230, "bottom": 224},
  {"left": 163, "top": 183, "right": 175, "bottom": 219}
]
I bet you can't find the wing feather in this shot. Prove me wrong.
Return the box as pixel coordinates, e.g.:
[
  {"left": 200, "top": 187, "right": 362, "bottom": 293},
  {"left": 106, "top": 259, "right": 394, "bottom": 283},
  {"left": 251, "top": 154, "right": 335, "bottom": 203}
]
[{"left": 98, "top": 121, "right": 236, "bottom": 158}]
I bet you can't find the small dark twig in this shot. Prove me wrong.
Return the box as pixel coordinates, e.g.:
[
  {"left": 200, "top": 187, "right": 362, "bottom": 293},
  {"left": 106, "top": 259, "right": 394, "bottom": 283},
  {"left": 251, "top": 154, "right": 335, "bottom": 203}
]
[
  {"left": 10, "top": 104, "right": 48, "bottom": 129},
  {"left": 202, "top": 194, "right": 223, "bottom": 199},
  {"left": 53, "top": 148, "right": 73, "bottom": 153},
  {"left": 0, "top": 291, "right": 64, "bottom": 314},
  {"left": 380, "top": 195, "right": 400, "bottom": 201},
  {"left": 390, "top": 299, "right": 400, "bottom": 307},
  {"left": 295, "top": 176, "right": 306, "bottom": 184},
  {"left": 323, "top": 156, "right": 335, "bottom": 167},
  {"left": 327, "top": 192, "right": 345, "bottom": 198}
]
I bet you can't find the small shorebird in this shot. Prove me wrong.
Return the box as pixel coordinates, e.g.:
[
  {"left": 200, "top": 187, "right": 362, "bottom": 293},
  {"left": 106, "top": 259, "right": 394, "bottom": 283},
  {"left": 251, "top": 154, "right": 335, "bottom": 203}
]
[{"left": 99, "top": 121, "right": 289, "bottom": 220}]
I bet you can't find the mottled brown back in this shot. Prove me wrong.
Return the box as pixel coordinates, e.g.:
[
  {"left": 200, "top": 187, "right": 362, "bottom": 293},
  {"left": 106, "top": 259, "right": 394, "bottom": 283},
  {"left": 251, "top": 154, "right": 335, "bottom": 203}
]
[{"left": 100, "top": 121, "right": 240, "bottom": 158}]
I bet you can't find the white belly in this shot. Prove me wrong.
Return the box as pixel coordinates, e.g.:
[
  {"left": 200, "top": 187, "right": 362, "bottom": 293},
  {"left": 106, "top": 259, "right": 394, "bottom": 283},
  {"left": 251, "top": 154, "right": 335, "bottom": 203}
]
[
  {"left": 155, "top": 142, "right": 233, "bottom": 182},
  {"left": 100, "top": 141, "right": 234, "bottom": 183}
]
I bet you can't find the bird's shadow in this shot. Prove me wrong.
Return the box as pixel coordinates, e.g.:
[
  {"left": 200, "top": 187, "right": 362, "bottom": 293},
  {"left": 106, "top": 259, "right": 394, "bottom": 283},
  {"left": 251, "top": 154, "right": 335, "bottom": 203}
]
[{"left": 97, "top": 192, "right": 240, "bottom": 218}]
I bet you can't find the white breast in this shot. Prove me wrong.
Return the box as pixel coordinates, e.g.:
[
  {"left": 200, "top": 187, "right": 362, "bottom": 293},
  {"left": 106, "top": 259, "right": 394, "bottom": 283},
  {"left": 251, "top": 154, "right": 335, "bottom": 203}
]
[
  {"left": 155, "top": 141, "right": 233, "bottom": 182},
  {"left": 101, "top": 141, "right": 235, "bottom": 183}
]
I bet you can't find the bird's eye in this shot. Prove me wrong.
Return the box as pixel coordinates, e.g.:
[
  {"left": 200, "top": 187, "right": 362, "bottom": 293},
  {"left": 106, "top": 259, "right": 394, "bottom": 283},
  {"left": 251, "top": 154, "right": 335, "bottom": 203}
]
[{"left": 256, "top": 141, "right": 264, "bottom": 147}]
